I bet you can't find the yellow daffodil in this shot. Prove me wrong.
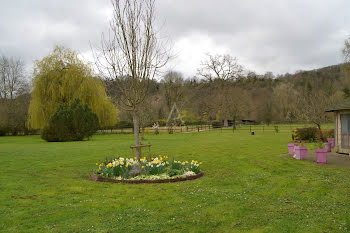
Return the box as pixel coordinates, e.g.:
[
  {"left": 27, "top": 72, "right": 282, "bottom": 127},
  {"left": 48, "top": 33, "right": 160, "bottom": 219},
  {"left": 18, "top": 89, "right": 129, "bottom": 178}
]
[{"left": 142, "top": 166, "right": 144, "bottom": 168}]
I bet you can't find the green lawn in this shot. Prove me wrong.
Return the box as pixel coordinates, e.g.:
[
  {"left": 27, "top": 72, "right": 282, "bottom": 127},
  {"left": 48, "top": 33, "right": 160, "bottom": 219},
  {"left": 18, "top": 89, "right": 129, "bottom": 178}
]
[{"left": 1, "top": 127, "right": 350, "bottom": 232}]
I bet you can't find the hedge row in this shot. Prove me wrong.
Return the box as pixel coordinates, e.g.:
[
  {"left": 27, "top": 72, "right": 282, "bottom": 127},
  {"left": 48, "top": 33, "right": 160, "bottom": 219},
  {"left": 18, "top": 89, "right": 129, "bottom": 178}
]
[{"left": 293, "top": 127, "right": 335, "bottom": 142}]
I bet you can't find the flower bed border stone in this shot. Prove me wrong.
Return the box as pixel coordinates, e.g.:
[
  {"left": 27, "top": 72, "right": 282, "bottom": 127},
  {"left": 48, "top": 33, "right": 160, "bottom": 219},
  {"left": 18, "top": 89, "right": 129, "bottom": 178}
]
[{"left": 90, "top": 172, "right": 204, "bottom": 184}]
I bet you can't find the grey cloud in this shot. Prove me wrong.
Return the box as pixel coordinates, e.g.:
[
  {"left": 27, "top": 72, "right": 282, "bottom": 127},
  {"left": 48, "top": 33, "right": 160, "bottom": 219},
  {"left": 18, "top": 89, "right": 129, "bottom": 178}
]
[
  {"left": 157, "top": 0, "right": 350, "bottom": 74},
  {"left": 0, "top": 0, "right": 111, "bottom": 72},
  {"left": 0, "top": 0, "right": 349, "bottom": 77}
]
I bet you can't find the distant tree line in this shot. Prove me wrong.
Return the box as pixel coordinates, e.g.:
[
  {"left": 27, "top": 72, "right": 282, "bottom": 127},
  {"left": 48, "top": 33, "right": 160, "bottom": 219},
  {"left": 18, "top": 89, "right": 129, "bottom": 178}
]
[
  {"left": 110, "top": 55, "right": 347, "bottom": 131},
  {"left": 1, "top": 37, "right": 350, "bottom": 136},
  {"left": 0, "top": 56, "right": 30, "bottom": 135},
  {"left": 0, "top": 47, "right": 118, "bottom": 137}
]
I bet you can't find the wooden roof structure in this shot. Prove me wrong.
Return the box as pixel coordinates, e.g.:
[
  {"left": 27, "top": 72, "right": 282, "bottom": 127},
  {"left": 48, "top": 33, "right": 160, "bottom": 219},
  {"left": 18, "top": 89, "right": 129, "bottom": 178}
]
[{"left": 326, "top": 99, "right": 350, "bottom": 112}]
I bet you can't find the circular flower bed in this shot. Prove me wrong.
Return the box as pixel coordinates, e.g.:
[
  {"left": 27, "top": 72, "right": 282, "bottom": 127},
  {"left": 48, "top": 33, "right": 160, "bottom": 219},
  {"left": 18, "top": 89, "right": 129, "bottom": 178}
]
[{"left": 91, "top": 156, "right": 204, "bottom": 183}]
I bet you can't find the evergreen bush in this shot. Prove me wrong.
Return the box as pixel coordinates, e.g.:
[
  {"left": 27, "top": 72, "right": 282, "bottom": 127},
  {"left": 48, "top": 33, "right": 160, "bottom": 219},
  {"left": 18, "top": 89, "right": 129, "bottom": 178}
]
[{"left": 41, "top": 99, "right": 99, "bottom": 142}]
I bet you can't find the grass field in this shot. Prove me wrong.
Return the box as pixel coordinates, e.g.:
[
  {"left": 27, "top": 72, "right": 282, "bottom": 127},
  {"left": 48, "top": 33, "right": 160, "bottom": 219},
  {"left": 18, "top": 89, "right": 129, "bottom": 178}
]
[{"left": 1, "top": 126, "right": 350, "bottom": 232}]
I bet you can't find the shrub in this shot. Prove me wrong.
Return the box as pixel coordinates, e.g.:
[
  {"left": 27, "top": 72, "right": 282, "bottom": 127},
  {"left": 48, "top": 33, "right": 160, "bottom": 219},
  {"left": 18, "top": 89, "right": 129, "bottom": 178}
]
[
  {"left": 293, "top": 127, "right": 319, "bottom": 141},
  {"left": 321, "top": 129, "right": 335, "bottom": 139},
  {"left": 41, "top": 99, "right": 99, "bottom": 142},
  {"left": 211, "top": 120, "right": 222, "bottom": 128},
  {"left": 116, "top": 120, "right": 133, "bottom": 129},
  {"left": 158, "top": 120, "right": 167, "bottom": 127},
  {"left": 185, "top": 120, "right": 205, "bottom": 126},
  {"left": 167, "top": 169, "right": 183, "bottom": 177},
  {"left": 293, "top": 127, "right": 334, "bottom": 142},
  {"left": 0, "top": 126, "right": 8, "bottom": 136},
  {"left": 315, "top": 129, "right": 335, "bottom": 142}
]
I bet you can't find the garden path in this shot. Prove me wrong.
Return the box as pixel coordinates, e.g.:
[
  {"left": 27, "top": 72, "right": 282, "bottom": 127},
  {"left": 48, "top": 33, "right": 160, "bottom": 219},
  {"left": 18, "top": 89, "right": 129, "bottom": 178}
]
[{"left": 282, "top": 149, "right": 350, "bottom": 171}]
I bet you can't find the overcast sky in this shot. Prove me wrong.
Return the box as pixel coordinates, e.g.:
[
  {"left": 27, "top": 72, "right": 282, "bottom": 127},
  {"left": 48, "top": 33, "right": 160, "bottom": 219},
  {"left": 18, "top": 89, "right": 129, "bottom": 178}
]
[{"left": 0, "top": 0, "right": 349, "bottom": 78}]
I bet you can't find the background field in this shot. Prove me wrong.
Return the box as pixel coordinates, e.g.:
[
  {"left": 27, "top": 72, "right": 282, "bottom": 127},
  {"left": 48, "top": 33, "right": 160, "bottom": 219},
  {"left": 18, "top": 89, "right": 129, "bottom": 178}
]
[{"left": 1, "top": 126, "right": 350, "bottom": 233}]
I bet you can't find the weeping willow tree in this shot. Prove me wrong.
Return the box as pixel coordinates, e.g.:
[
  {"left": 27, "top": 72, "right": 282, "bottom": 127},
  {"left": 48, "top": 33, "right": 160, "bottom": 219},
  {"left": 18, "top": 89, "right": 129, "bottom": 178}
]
[{"left": 28, "top": 46, "right": 118, "bottom": 129}]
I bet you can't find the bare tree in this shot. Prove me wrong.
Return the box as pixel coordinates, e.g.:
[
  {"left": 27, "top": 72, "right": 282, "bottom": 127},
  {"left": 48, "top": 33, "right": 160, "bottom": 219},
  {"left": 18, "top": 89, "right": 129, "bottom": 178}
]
[
  {"left": 297, "top": 89, "right": 330, "bottom": 131},
  {"left": 343, "top": 37, "right": 350, "bottom": 63},
  {"left": 226, "top": 86, "right": 249, "bottom": 129},
  {"left": 0, "top": 56, "right": 26, "bottom": 100},
  {"left": 198, "top": 53, "right": 244, "bottom": 126},
  {"left": 94, "top": 0, "right": 170, "bottom": 160},
  {"left": 161, "top": 71, "right": 184, "bottom": 112},
  {"left": 138, "top": 92, "right": 159, "bottom": 140},
  {"left": 342, "top": 37, "right": 350, "bottom": 94},
  {"left": 273, "top": 82, "right": 299, "bottom": 122},
  {"left": 138, "top": 101, "right": 153, "bottom": 140},
  {"left": 197, "top": 53, "right": 243, "bottom": 81},
  {"left": 0, "top": 55, "right": 29, "bottom": 135},
  {"left": 187, "top": 80, "right": 216, "bottom": 123}
]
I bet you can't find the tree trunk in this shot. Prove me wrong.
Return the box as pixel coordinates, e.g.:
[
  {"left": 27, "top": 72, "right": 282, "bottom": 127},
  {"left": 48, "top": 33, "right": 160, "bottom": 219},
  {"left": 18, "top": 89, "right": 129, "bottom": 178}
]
[
  {"left": 132, "top": 111, "right": 141, "bottom": 161},
  {"left": 141, "top": 127, "right": 145, "bottom": 140},
  {"left": 316, "top": 123, "right": 324, "bottom": 142}
]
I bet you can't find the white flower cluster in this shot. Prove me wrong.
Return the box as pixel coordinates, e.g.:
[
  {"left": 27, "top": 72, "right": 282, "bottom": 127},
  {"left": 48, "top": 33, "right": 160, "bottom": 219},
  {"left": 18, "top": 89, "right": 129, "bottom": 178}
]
[
  {"left": 106, "top": 157, "right": 138, "bottom": 168},
  {"left": 190, "top": 160, "right": 201, "bottom": 167}
]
